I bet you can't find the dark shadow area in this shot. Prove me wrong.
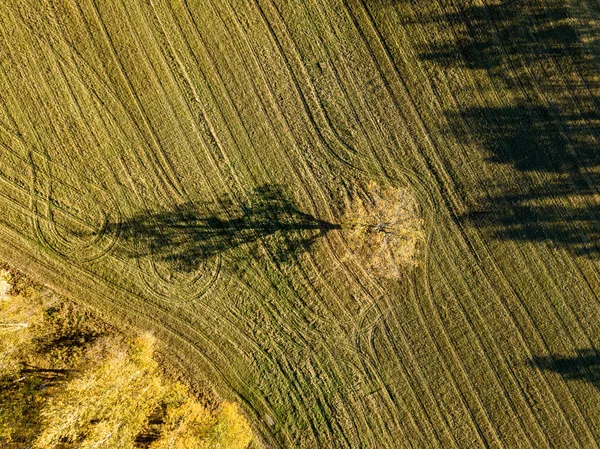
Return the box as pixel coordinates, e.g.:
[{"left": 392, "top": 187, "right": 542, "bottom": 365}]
[
  {"left": 0, "top": 369, "right": 71, "bottom": 445},
  {"left": 37, "top": 330, "right": 100, "bottom": 354},
  {"left": 529, "top": 349, "right": 600, "bottom": 387},
  {"left": 462, "top": 182, "right": 600, "bottom": 258},
  {"left": 452, "top": 103, "right": 600, "bottom": 258},
  {"left": 446, "top": 105, "right": 600, "bottom": 172},
  {"left": 135, "top": 410, "right": 165, "bottom": 447},
  {"left": 35, "top": 305, "right": 104, "bottom": 356},
  {"left": 103, "top": 185, "right": 341, "bottom": 272},
  {"left": 425, "top": 1, "right": 600, "bottom": 258},
  {"left": 417, "top": 0, "right": 596, "bottom": 76}
]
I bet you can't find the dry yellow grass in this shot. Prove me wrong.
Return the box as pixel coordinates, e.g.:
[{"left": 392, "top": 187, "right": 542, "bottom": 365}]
[{"left": 0, "top": 0, "right": 599, "bottom": 447}]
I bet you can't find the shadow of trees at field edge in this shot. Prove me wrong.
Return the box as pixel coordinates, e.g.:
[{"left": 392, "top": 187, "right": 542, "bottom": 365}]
[
  {"left": 410, "top": 0, "right": 600, "bottom": 258},
  {"left": 417, "top": 0, "right": 599, "bottom": 79},
  {"left": 529, "top": 349, "right": 600, "bottom": 388},
  {"left": 445, "top": 105, "right": 600, "bottom": 173},
  {"left": 104, "top": 185, "right": 341, "bottom": 272},
  {"left": 453, "top": 103, "right": 600, "bottom": 258}
]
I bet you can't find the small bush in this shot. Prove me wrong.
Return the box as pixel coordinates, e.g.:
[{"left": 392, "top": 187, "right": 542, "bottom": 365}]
[{"left": 149, "top": 383, "right": 253, "bottom": 449}]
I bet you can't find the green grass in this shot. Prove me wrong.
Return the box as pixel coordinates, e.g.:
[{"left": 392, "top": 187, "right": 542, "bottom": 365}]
[{"left": 1, "top": 0, "right": 599, "bottom": 447}]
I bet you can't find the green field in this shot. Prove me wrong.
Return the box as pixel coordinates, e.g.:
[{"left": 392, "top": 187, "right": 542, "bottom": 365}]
[{"left": 1, "top": 0, "right": 600, "bottom": 447}]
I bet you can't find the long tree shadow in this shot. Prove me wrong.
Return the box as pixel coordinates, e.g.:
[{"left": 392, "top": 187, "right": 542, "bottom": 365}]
[
  {"left": 412, "top": 0, "right": 600, "bottom": 239},
  {"left": 104, "top": 185, "right": 341, "bottom": 273},
  {"left": 529, "top": 349, "right": 600, "bottom": 387},
  {"left": 378, "top": 0, "right": 600, "bottom": 258},
  {"left": 463, "top": 182, "right": 600, "bottom": 258}
]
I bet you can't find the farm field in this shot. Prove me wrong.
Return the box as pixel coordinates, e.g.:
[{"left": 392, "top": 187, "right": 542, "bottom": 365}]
[{"left": 0, "top": 0, "right": 599, "bottom": 447}]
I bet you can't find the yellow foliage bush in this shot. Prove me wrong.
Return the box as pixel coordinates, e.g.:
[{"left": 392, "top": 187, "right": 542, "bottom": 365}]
[
  {"left": 208, "top": 402, "right": 254, "bottom": 449},
  {"left": 150, "top": 383, "right": 253, "bottom": 449}
]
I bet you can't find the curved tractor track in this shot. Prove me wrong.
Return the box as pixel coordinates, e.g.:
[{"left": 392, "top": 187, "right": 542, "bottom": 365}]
[{"left": 1, "top": 0, "right": 600, "bottom": 447}]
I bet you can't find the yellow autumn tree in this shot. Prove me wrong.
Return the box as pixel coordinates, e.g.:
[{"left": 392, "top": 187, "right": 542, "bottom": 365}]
[
  {"left": 0, "top": 266, "right": 254, "bottom": 449},
  {"left": 0, "top": 270, "right": 43, "bottom": 444},
  {"left": 0, "top": 269, "right": 42, "bottom": 378},
  {"left": 35, "top": 334, "right": 164, "bottom": 449}
]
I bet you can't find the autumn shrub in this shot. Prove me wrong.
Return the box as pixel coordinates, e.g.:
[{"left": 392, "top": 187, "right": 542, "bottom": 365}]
[{"left": 149, "top": 383, "right": 253, "bottom": 449}]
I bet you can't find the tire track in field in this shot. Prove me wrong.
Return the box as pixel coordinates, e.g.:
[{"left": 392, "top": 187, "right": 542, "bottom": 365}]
[
  {"left": 264, "top": 0, "right": 383, "bottom": 176},
  {"left": 157, "top": 4, "right": 380, "bottom": 440},
  {"left": 150, "top": 1, "right": 438, "bottom": 442},
  {"left": 0, "top": 2, "right": 536, "bottom": 444},
  {"left": 10, "top": 0, "right": 186, "bottom": 212},
  {"left": 101, "top": 0, "right": 241, "bottom": 302},
  {"left": 0, "top": 18, "right": 144, "bottom": 266},
  {"left": 338, "top": 1, "right": 584, "bottom": 446},
  {"left": 1, "top": 1, "right": 262, "bottom": 380},
  {"left": 78, "top": 0, "right": 227, "bottom": 302},
  {"left": 509, "top": 0, "right": 600, "bottom": 289},
  {"left": 474, "top": 0, "right": 600, "bottom": 440},
  {"left": 138, "top": 0, "right": 338, "bottom": 336},
  {"left": 5, "top": 17, "right": 168, "bottom": 211},
  {"left": 380, "top": 1, "right": 600, "bottom": 444},
  {"left": 1, "top": 122, "right": 290, "bottom": 449},
  {"left": 101, "top": 2, "right": 352, "bottom": 444},
  {"left": 336, "top": 3, "right": 530, "bottom": 447},
  {"left": 238, "top": 0, "right": 368, "bottom": 174},
  {"left": 0, "top": 22, "right": 124, "bottom": 265},
  {"left": 460, "top": 0, "right": 600, "bottom": 439},
  {"left": 380, "top": 2, "right": 584, "bottom": 444},
  {"left": 5, "top": 4, "right": 380, "bottom": 444},
  {"left": 3, "top": 1, "right": 599, "bottom": 448},
  {"left": 0, "top": 226, "right": 293, "bottom": 449},
  {"left": 350, "top": 5, "right": 584, "bottom": 448},
  {"left": 234, "top": 0, "right": 502, "bottom": 444},
  {"left": 482, "top": 0, "right": 600, "bottom": 226},
  {"left": 85, "top": 0, "right": 186, "bottom": 202},
  {"left": 219, "top": 1, "right": 468, "bottom": 444},
  {"left": 398, "top": 1, "right": 600, "bottom": 444}
]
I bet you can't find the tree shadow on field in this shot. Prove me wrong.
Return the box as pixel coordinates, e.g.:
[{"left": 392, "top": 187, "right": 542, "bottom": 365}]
[
  {"left": 529, "top": 349, "right": 600, "bottom": 388},
  {"left": 368, "top": 0, "right": 600, "bottom": 259},
  {"left": 462, "top": 180, "right": 600, "bottom": 258},
  {"left": 417, "top": 0, "right": 599, "bottom": 78},
  {"left": 453, "top": 104, "right": 600, "bottom": 258},
  {"left": 416, "top": 0, "right": 600, "bottom": 258},
  {"left": 446, "top": 105, "right": 600, "bottom": 172},
  {"left": 103, "top": 185, "right": 340, "bottom": 272}
]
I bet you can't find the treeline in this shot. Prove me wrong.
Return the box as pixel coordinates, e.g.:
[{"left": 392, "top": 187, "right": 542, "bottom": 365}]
[{"left": 0, "top": 266, "right": 254, "bottom": 448}]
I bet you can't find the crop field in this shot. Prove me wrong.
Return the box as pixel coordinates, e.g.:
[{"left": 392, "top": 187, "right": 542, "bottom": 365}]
[{"left": 1, "top": 0, "right": 600, "bottom": 447}]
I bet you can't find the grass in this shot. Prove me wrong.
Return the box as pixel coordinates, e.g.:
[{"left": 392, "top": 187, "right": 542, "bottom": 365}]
[{"left": 0, "top": 0, "right": 599, "bottom": 447}]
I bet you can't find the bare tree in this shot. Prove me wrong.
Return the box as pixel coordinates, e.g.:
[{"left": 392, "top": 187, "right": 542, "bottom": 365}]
[{"left": 344, "top": 182, "right": 424, "bottom": 279}]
